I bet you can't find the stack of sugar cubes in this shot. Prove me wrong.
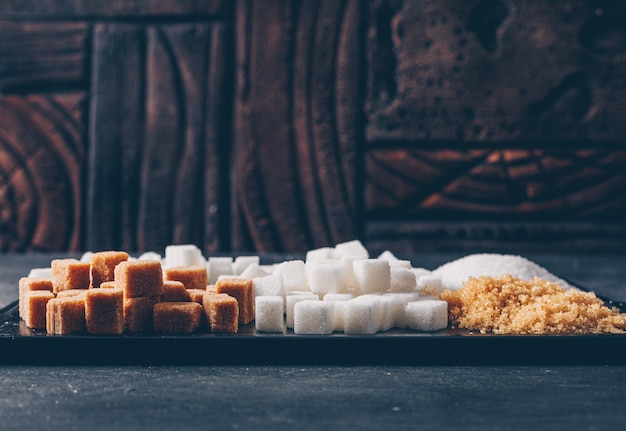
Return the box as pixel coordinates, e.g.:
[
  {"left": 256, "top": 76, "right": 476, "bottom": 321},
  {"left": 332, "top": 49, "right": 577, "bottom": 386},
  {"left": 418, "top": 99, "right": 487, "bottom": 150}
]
[
  {"left": 156, "top": 240, "right": 447, "bottom": 335},
  {"left": 62, "top": 240, "right": 448, "bottom": 335}
]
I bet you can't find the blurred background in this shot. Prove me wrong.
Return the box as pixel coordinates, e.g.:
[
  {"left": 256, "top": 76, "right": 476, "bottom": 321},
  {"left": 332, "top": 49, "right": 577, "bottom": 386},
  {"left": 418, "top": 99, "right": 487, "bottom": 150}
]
[{"left": 1, "top": 0, "right": 625, "bottom": 255}]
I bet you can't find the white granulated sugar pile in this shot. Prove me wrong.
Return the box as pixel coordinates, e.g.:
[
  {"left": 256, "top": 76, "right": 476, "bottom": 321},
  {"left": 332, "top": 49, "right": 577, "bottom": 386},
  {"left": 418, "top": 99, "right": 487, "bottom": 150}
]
[{"left": 432, "top": 254, "right": 573, "bottom": 291}]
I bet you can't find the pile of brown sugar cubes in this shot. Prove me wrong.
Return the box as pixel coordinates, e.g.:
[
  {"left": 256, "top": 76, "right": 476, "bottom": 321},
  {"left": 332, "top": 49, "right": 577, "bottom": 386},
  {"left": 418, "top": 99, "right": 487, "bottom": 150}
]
[{"left": 19, "top": 251, "right": 253, "bottom": 335}]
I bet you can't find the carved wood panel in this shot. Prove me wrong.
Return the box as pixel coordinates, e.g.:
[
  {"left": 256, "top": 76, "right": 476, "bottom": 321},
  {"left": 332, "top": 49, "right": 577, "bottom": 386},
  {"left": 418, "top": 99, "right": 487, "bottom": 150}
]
[
  {"left": 2, "top": 0, "right": 626, "bottom": 254},
  {"left": 363, "top": 0, "right": 626, "bottom": 253},
  {"left": 366, "top": 0, "right": 626, "bottom": 142},
  {"left": 0, "top": 20, "right": 88, "bottom": 252},
  {"left": 0, "top": 94, "right": 85, "bottom": 251},
  {"left": 233, "top": 0, "right": 363, "bottom": 252},
  {"left": 87, "top": 22, "right": 229, "bottom": 253},
  {"left": 366, "top": 149, "right": 626, "bottom": 219}
]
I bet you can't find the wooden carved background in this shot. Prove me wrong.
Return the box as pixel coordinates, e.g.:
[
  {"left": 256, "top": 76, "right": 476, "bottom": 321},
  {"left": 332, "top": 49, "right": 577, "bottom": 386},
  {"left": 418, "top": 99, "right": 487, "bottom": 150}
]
[{"left": 1, "top": 0, "right": 626, "bottom": 255}]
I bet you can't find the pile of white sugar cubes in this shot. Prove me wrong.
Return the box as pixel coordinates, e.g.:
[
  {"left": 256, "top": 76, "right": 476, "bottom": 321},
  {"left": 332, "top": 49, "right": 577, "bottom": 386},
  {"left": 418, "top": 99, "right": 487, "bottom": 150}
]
[{"left": 39, "top": 239, "right": 448, "bottom": 335}]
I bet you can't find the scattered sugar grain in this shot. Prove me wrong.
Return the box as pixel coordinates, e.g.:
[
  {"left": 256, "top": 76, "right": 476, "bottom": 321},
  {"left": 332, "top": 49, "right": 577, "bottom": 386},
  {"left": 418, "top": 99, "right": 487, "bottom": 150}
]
[
  {"left": 432, "top": 253, "right": 573, "bottom": 291},
  {"left": 439, "top": 275, "right": 626, "bottom": 334}
]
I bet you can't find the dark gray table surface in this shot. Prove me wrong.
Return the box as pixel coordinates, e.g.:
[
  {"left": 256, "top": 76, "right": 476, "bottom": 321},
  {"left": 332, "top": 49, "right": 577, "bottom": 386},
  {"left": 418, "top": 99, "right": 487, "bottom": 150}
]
[{"left": 2, "top": 252, "right": 626, "bottom": 431}]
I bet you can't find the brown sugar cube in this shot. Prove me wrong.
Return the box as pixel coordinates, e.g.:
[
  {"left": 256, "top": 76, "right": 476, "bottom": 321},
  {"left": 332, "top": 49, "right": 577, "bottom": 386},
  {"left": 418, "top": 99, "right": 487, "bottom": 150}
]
[
  {"left": 46, "top": 296, "right": 86, "bottom": 335},
  {"left": 115, "top": 260, "right": 163, "bottom": 298},
  {"left": 165, "top": 266, "right": 208, "bottom": 290},
  {"left": 85, "top": 288, "right": 124, "bottom": 334},
  {"left": 23, "top": 290, "right": 55, "bottom": 329},
  {"left": 56, "top": 289, "right": 88, "bottom": 299},
  {"left": 91, "top": 251, "right": 129, "bottom": 288},
  {"left": 153, "top": 302, "right": 203, "bottom": 333},
  {"left": 187, "top": 289, "right": 208, "bottom": 304},
  {"left": 203, "top": 293, "right": 239, "bottom": 333},
  {"left": 215, "top": 278, "right": 254, "bottom": 324},
  {"left": 187, "top": 289, "right": 210, "bottom": 329},
  {"left": 123, "top": 296, "right": 160, "bottom": 333},
  {"left": 206, "top": 285, "right": 217, "bottom": 294},
  {"left": 161, "top": 280, "right": 192, "bottom": 302},
  {"left": 51, "top": 259, "right": 90, "bottom": 293},
  {"left": 100, "top": 281, "right": 116, "bottom": 289},
  {"left": 19, "top": 277, "right": 53, "bottom": 319}
]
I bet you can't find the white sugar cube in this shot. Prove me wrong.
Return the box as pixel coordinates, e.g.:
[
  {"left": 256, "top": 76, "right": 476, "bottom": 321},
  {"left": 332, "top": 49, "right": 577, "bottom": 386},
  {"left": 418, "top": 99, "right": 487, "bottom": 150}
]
[
  {"left": 255, "top": 296, "right": 285, "bottom": 333},
  {"left": 377, "top": 250, "right": 398, "bottom": 262},
  {"left": 406, "top": 299, "right": 448, "bottom": 331},
  {"left": 416, "top": 274, "right": 442, "bottom": 293},
  {"left": 233, "top": 256, "right": 260, "bottom": 275},
  {"left": 323, "top": 293, "right": 353, "bottom": 331},
  {"left": 293, "top": 300, "right": 335, "bottom": 335},
  {"left": 390, "top": 260, "right": 412, "bottom": 269},
  {"left": 383, "top": 292, "right": 421, "bottom": 328},
  {"left": 137, "top": 251, "right": 162, "bottom": 262},
  {"left": 305, "top": 247, "right": 335, "bottom": 265},
  {"left": 287, "top": 290, "right": 318, "bottom": 296},
  {"left": 28, "top": 267, "right": 52, "bottom": 279},
  {"left": 377, "top": 296, "right": 396, "bottom": 331},
  {"left": 390, "top": 267, "right": 417, "bottom": 292},
  {"left": 80, "top": 251, "right": 93, "bottom": 263},
  {"left": 340, "top": 256, "right": 359, "bottom": 290},
  {"left": 207, "top": 257, "right": 234, "bottom": 284},
  {"left": 378, "top": 251, "right": 411, "bottom": 269},
  {"left": 253, "top": 274, "right": 285, "bottom": 301},
  {"left": 286, "top": 293, "right": 319, "bottom": 328},
  {"left": 259, "top": 264, "right": 276, "bottom": 274},
  {"left": 352, "top": 259, "right": 390, "bottom": 294},
  {"left": 308, "top": 262, "right": 350, "bottom": 295},
  {"left": 411, "top": 267, "right": 432, "bottom": 278},
  {"left": 344, "top": 295, "right": 384, "bottom": 334},
  {"left": 240, "top": 263, "right": 269, "bottom": 280},
  {"left": 323, "top": 293, "right": 354, "bottom": 302},
  {"left": 334, "top": 239, "right": 369, "bottom": 259},
  {"left": 273, "top": 260, "right": 308, "bottom": 293},
  {"left": 165, "top": 244, "right": 205, "bottom": 268}
]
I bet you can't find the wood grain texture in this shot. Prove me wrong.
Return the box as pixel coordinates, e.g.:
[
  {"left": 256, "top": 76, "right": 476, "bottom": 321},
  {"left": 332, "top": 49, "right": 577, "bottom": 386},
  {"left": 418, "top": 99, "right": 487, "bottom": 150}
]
[
  {"left": 366, "top": 0, "right": 626, "bottom": 142},
  {"left": 0, "top": 21, "right": 88, "bottom": 92},
  {"left": 366, "top": 220, "right": 626, "bottom": 255},
  {"left": 0, "top": 94, "right": 84, "bottom": 251},
  {"left": 88, "top": 23, "right": 228, "bottom": 253},
  {"left": 365, "top": 148, "right": 626, "bottom": 253},
  {"left": 233, "top": 0, "right": 363, "bottom": 252},
  {"left": 366, "top": 149, "right": 626, "bottom": 218},
  {"left": 0, "top": 0, "right": 226, "bottom": 18}
]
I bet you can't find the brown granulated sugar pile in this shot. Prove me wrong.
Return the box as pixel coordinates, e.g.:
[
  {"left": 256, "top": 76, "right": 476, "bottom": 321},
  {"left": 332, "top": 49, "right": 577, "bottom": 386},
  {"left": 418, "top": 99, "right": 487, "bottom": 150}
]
[{"left": 438, "top": 275, "right": 626, "bottom": 334}]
